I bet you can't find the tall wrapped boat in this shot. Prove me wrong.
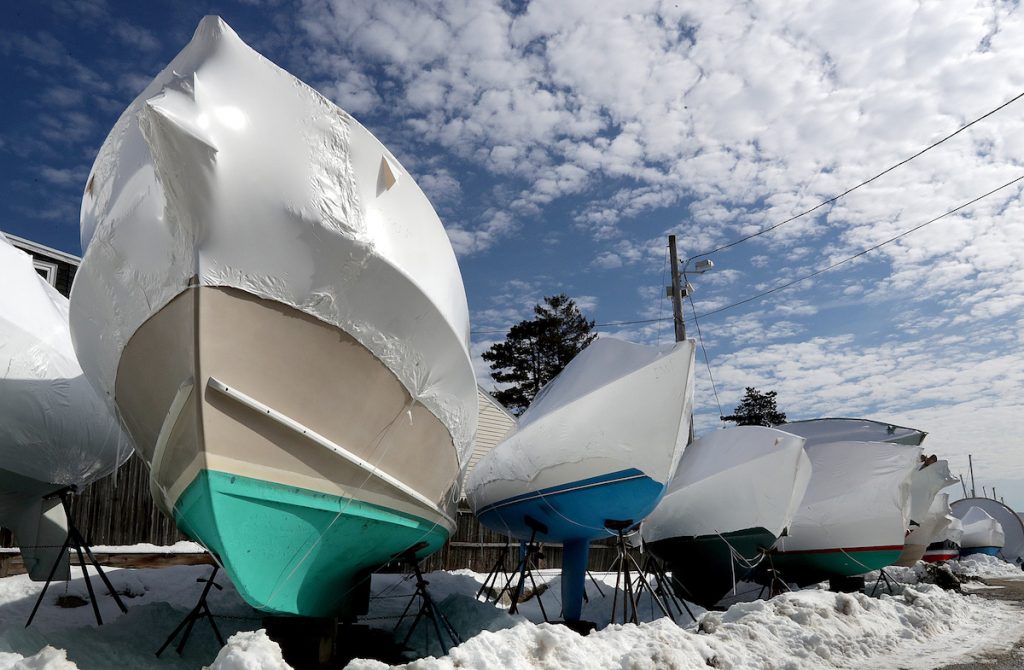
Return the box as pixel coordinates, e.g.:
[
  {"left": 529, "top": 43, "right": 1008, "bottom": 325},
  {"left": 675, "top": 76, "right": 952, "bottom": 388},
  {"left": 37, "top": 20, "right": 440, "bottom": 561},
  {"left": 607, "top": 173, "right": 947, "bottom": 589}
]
[
  {"left": 894, "top": 457, "right": 957, "bottom": 566},
  {"left": 466, "top": 337, "right": 695, "bottom": 621},
  {"left": 769, "top": 439, "right": 921, "bottom": 585},
  {"left": 69, "top": 17, "right": 477, "bottom": 617},
  {"left": 641, "top": 426, "right": 811, "bottom": 608},
  {"left": 0, "top": 235, "right": 131, "bottom": 580}
]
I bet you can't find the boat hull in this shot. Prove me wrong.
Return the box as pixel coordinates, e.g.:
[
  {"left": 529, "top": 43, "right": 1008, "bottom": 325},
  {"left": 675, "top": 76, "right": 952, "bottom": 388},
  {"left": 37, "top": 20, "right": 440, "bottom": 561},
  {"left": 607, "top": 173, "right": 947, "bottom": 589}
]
[
  {"left": 476, "top": 469, "right": 664, "bottom": 543},
  {"left": 770, "top": 546, "right": 904, "bottom": 585},
  {"left": 649, "top": 527, "right": 777, "bottom": 609},
  {"left": 961, "top": 546, "right": 1001, "bottom": 557},
  {"left": 115, "top": 286, "right": 459, "bottom": 616}
]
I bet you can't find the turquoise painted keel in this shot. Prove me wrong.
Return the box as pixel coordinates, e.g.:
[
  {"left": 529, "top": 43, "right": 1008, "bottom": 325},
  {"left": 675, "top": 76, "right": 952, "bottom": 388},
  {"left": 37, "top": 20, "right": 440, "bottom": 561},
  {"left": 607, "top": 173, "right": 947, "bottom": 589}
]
[{"left": 174, "top": 470, "right": 449, "bottom": 617}]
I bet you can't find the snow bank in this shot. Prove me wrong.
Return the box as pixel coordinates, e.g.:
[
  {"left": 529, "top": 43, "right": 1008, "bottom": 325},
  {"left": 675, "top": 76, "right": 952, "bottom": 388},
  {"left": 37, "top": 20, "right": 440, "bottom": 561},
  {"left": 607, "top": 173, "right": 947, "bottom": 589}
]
[
  {"left": 0, "top": 646, "right": 78, "bottom": 670},
  {"left": 204, "top": 631, "right": 288, "bottom": 670},
  {"left": 950, "top": 554, "right": 1024, "bottom": 579},
  {"left": 346, "top": 583, "right": 1020, "bottom": 670}
]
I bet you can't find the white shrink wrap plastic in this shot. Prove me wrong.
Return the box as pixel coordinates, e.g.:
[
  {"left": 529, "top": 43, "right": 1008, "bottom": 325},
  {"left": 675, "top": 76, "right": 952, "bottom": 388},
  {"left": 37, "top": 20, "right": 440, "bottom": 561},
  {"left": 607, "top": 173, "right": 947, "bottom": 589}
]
[
  {"left": 70, "top": 16, "right": 476, "bottom": 460},
  {"left": 775, "top": 440, "right": 922, "bottom": 553},
  {"left": 641, "top": 426, "right": 811, "bottom": 543},
  {"left": 960, "top": 506, "right": 1006, "bottom": 550},
  {"left": 466, "top": 337, "right": 695, "bottom": 502},
  {"left": 0, "top": 235, "right": 130, "bottom": 487}
]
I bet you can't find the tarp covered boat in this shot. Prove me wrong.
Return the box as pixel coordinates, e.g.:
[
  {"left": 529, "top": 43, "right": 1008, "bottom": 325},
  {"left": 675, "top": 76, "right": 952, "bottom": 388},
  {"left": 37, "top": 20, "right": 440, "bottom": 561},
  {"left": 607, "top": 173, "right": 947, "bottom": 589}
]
[
  {"left": 894, "top": 457, "right": 958, "bottom": 566},
  {"left": 641, "top": 426, "right": 811, "bottom": 608},
  {"left": 957, "top": 506, "right": 1006, "bottom": 557},
  {"left": 781, "top": 418, "right": 927, "bottom": 447},
  {"left": 923, "top": 510, "right": 962, "bottom": 563},
  {"left": 951, "top": 498, "right": 1024, "bottom": 568},
  {"left": 466, "top": 337, "right": 695, "bottom": 621},
  {"left": 770, "top": 439, "right": 921, "bottom": 585},
  {"left": 69, "top": 17, "right": 477, "bottom": 617},
  {"left": 0, "top": 234, "right": 130, "bottom": 580}
]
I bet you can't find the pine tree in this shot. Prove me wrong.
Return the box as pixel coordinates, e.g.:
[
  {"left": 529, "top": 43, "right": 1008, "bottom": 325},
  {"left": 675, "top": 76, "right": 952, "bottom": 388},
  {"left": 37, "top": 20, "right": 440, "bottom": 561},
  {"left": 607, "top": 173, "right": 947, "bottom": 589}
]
[
  {"left": 721, "top": 387, "right": 787, "bottom": 427},
  {"left": 482, "top": 294, "right": 597, "bottom": 414}
]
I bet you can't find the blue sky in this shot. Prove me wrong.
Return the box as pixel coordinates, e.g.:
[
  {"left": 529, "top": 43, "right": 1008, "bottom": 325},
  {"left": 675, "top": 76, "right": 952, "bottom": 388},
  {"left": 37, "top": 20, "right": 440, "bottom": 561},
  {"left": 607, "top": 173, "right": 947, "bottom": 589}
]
[{"left": 3, "top": 1, "right": 1024, "bottom": 508}]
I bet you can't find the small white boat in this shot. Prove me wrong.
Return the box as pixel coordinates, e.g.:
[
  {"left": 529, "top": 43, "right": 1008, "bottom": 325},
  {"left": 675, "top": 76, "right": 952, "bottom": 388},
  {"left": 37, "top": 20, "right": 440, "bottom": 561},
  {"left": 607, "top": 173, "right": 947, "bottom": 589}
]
[
  {"left": 70, "top": 17, "right": 477, "bottom": 617},
  {"left": 641, "top": 426, "right": 811, "bottom": 608},
  {"left": 466, "top": 337, "right": 695, "bottom": 621},
  {"left": 771, "top": 439, "right": 921, "bottom": 584},
  {"left": 894, "top": 458, "right": 958, "bottom": 566},
  {"left": 950, "top": 498, "right": 1024, "bottom": 568},
  {"left": 0, "top": 235, "right": 130, "bottom": 580},
  {"left": 958, "top": 507, "right": 1006, "bottom": 557}
]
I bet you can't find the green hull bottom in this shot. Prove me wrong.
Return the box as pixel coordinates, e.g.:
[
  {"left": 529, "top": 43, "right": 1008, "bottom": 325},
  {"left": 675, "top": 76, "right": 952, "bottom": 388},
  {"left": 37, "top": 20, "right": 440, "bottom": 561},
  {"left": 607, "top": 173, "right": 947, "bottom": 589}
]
[
  {"left": 770, "top": 548, "right": 902, "bottom": 586},
  {"left": 648, "top": 528, "right": 777, "bottom": 609},
  {"left": 174, "top": 470, "right": 449, "bottom": 617}
]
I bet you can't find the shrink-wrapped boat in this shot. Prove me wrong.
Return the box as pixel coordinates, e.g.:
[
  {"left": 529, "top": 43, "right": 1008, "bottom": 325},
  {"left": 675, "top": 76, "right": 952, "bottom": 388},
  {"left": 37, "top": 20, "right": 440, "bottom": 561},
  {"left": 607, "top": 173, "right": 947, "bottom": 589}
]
[
  {"left": 781, "top": 418, "right": 927, "bottom": 447},
  {"left": 0, "top": 235, "right": 130, "bottom": 580},
  {"left": 641, "top": 426, "right": 811, "bottom": 608},
  {"left": 69, "top": 17, "right": 477, "bottom": 617},
  {"left": 770, "top": 440, "right": 921, "bottom": 585},
  {"left": 894, "top": 457, "right": 958, "bottom": 566},
  {"left": 923, "top": 511, "right": 962, "bottom": 563},
  {"left": 466, "top": 337, "right": 695, "bottom": 621},
  {"left": 958, "top": 507, "right": 1006, "bottom": 557},
  {"left": 951, "top": 497, "right": 1024, "bottom": 567}
]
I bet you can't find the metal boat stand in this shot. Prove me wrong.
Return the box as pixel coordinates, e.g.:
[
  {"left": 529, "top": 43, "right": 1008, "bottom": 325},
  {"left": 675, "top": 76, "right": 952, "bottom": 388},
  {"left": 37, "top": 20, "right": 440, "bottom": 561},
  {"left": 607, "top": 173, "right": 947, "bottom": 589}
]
[
  {"left": 394, "top": 548, "right": 461, "bottom": 655},
  {"left": 637, "top": 548, "right": 697, "bottom": 623},
  {"left": 605, "top": 520, "right": 673, "bottom": 625},
  {"left": 868, "top": 568, "right": 897, "bottom": 597},
  {"left": 755, "top": 551, "right": 791, "bottom": 600},
  {"left": 156, "top": 565, "right": 226, "bottom": 657},
  {"left": 476, "top": 539, "right": 513, "bottom": 602},
  {"left": 503, "top": 517, "right": 550, "bottom": 620},
  {"left": 25, "top": 486, "right": 127, "bottom": 627}
]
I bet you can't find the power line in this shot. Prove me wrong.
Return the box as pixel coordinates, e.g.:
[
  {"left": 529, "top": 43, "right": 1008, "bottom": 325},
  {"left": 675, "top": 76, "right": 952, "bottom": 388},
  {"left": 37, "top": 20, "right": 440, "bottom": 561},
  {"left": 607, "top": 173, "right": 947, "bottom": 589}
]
[
  {"left": 685, "top": 90, "right": 1024, "bottom": 264},
  {"left": 693, "top": 173, "right": 1024, "bottom": 320},
  {"left": 473, "top": 173, "right": 1023, "bottom": 338},
  {"left": 688, "top": 292, "right": 724, "bottom": 418}
]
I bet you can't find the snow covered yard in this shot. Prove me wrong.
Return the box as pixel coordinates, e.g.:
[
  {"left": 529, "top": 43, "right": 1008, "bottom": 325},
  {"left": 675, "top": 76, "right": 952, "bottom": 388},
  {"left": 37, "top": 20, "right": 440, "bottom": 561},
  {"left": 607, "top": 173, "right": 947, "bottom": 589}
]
[{"left": 0, "top": 557, "right": 1021, "bottom": 669}]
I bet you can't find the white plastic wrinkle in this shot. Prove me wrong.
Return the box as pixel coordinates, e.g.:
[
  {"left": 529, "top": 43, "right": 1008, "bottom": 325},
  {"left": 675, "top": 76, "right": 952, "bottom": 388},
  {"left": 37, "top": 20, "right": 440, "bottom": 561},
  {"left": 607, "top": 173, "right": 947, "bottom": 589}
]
[
  {"left": 904, "top": 461, "right": 957, "bottom": 549},
  {"left": 641, "top": 426, "right": 812, "bottom": 543},
  {"left": 0, "top": 235, "right": 130, "bottom": 488},
  {"left": 776, "top": 440, "right": 922, "bottom": 553},
  {"left": 70, "top": 16, "right": 476, "bottom": 461},
  {"left": 465, "top": 338, "right": 695, "bottom": 507},
  {"left": 959, "top": 507, "right": 1006, "bottom": 550}
]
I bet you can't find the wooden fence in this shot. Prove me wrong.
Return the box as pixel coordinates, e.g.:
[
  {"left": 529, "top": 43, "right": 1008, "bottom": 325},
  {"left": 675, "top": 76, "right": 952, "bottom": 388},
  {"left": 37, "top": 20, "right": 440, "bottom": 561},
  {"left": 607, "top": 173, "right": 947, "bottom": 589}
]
[{"left": 2, "top": 454, "right": 619, "bottom": 572}]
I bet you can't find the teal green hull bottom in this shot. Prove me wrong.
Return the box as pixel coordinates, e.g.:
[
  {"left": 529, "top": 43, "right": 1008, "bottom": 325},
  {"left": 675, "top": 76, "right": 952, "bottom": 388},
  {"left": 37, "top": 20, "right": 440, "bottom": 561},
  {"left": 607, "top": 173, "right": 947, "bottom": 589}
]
[
  {"left": 174, "top": 470, "right": 449, "bottom": 617},
  {"left": 770, "top": 548, "right": 903, "bottom": 586},
  {"left": 648, "top": 527, "right": 777, "bottom": 609}
]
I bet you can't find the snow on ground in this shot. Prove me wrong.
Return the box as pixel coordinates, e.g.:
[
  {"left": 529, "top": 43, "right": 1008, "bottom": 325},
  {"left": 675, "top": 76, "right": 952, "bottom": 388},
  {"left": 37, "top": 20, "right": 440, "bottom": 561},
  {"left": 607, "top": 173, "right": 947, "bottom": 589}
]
[
  {"left": 949, "top": 554, "right": 1024, "bottom": 579},
  {"left": 0, "top": 556, "right": 1022, "bottom": 669}
]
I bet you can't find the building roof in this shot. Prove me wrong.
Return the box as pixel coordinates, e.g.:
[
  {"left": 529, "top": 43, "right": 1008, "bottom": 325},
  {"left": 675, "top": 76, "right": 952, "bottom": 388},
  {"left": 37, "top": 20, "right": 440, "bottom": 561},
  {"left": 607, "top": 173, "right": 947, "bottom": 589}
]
[{"left": 1, "top": 232, "right": 81, "bottom": 266}]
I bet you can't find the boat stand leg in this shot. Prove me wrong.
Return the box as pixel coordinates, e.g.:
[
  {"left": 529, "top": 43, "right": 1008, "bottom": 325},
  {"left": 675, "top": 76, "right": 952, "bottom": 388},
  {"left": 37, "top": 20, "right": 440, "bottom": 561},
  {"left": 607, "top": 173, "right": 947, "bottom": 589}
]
[
  {"left": 476, "top": 541, "right": 510, "bottom": 601},
  {"left": 396, "top": 550, "right": 460, "bottom": 655},
  {"left": 587, "top": 570, "right": 605, "bottom": 598},
  {"left": 156, "top": 565, "right": 225, "bottom": 657},
  {"left": 25, "top": 534, "right": 73, "bottom": 628},
  {"left": 509, "top": 532, "right": 536, "bottom": 615}
]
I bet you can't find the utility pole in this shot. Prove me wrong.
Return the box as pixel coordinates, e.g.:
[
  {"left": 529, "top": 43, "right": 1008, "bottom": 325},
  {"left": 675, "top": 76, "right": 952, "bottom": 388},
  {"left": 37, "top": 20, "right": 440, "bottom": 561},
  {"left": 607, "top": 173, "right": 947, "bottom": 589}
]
[
  {"left": 969, "top": 454, "right": 976, "bottom": 497},
  {"left": 667, "top": 235, "right": 685, "bottom": 342}
]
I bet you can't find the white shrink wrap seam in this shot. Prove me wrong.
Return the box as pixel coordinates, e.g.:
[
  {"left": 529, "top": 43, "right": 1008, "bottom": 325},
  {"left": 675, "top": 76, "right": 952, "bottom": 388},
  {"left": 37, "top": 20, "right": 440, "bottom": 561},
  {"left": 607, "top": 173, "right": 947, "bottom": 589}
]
[{"left": 70, "top": 16, "right": 476, "bottom": 460}]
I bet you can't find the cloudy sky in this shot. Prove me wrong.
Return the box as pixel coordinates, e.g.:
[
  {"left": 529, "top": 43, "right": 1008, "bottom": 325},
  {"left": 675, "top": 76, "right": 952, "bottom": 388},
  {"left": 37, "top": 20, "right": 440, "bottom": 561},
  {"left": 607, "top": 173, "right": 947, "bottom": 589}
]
[{"left": 3, "top": 1, "right": 1023, "bottom": 508}]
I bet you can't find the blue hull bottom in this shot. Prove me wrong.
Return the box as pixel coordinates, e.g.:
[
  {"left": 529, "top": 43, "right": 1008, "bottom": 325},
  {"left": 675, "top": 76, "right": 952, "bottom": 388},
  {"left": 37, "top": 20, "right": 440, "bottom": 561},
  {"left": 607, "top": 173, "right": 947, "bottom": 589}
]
[
  {"left": 961, "top": 546, "right": 1002, "bottom": 557},
  {"left": 477, "top": 469, "right": 664, "bottom": 620}
]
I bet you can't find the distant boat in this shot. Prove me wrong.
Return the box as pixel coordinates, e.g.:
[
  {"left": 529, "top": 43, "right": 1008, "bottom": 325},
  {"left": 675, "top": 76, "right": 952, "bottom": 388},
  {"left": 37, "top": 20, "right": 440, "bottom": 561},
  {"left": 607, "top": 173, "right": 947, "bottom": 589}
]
[
  {"left": 951, "top": 497, "right": 1024, "bottom": 568},
  {"left": 958, "top": 507, "right": 1006, "bottom": 557},
  {"left": 0, "top": 234, "right": 130, "bottom": 580},
  {"left": 894, "top": 458, "right": 958, "bottom": 566},
  {"left": 641, "top": 426, "right": 811, "bottom": 608},
  {"left": 466, "top": 337, "right": 695, "bottom": 622},
  {"left": 69, "top": 17, "right": 477, "bottom": 617},
  {"left": 922, "top": 497, "right": 961, "bottom": 563},
  {"left": 770, "top": 439, "right": 921, "bottom": 585}
]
